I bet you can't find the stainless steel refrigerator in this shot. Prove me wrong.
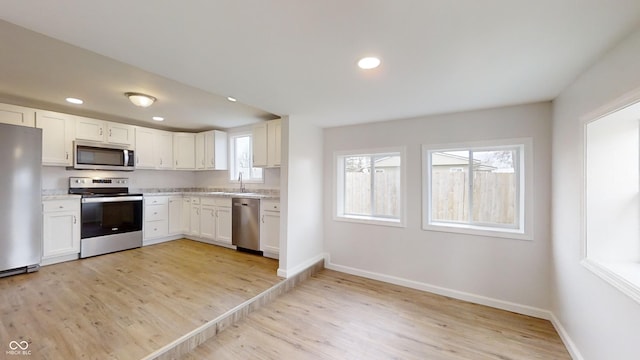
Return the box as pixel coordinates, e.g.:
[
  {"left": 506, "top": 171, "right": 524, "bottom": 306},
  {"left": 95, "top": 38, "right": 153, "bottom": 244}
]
[{"left": 0, "top": 123, "right": 42, "bottom": 277}]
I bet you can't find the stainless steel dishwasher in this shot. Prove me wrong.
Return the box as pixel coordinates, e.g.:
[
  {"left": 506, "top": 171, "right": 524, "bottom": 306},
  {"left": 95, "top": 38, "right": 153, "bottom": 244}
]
[{"left": 232, "top": 198, "right": 262, "bottom": 254}]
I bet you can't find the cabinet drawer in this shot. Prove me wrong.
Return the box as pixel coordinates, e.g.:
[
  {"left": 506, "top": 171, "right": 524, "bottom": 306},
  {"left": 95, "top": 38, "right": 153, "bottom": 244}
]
[
  {"left": 191, "top": 197, "right": 201, "bottom": 205},
  {"left": 261, "top": 200, "right": 280, "bottom": 212},
  {"left": 216, "top": 197, "right": 232, "bottom": 207},
  {"left": 144, "top": 220, "right": 168, "bottom": 239},
  {"left": 145, "top": 204, "right": 168, "bottom": 221},
  {"left": 201, "top": 197, "right": 216, "bottom": 206},
  {"left": 145, "top": 196, "right": 168, "bottom": 205},
  {"left": 43, "top": 199, "right": 80, "bottom": 212}
]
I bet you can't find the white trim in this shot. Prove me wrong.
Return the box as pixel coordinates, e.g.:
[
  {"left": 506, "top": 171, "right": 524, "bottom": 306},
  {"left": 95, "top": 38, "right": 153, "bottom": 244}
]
[
  {"left": 581, "top": 259, "right": 640, "bottom": 304},
  {"left": 422, "top": 138, "right": 533, "bottom": 240},
  {"left": 325, "top": 255, "right": 550, "bottom": 320},
  {"left": 549, "top": 312, "right": 585, "bottom": 360},
  {"left": 277, "top": 252, "right": 325, "bottom": 278}
]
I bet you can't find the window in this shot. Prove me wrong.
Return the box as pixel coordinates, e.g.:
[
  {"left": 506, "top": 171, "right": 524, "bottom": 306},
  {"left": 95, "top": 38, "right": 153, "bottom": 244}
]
[
  {"left": 335, "top": 148, "right": 405, "bottom": 226},
  {"left": 423, "top": 139, "right": 531, "bottom": 239},
  {"left": 229, "top": 132, "right": 263, "bottom": 182},
  {"left": 582, "top": 97, "right": 640, "bottom": 303}
]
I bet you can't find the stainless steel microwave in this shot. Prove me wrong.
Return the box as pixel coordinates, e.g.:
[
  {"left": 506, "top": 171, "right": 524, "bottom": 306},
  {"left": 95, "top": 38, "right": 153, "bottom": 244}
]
[{"left": 73, "top": 141, "right": 135, "bottom": 171}]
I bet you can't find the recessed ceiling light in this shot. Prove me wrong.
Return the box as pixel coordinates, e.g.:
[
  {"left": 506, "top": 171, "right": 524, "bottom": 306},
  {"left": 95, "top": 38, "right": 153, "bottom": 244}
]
[
  {"left": 152, "top": 116, "right": 164, "bottom": 121},
  {"left": 357, "top": 57, "right": 381, "bottom": 70},
  {"left": 66, "top": 97, "right": 84, "bottom": 105},
  {"left": 227, "top": 96, "right": 237, "bottom": 102}
]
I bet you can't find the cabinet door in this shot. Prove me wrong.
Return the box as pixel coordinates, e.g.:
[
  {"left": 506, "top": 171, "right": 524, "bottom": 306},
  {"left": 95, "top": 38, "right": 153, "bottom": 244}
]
[
  {"left": 182, "top": 198, "right": 191, "bottom": 234},
  {"left": 252, "top": 122, "right": 268, "bottom": 167},
  {"left": 190, "top": 205, "right": 201, "bottom": 236},
  {"left": 216, "top": 206, "right": 232, "bottom": 244},
  {"left": 261, "top": 210, "right": 280, "bottom": 257},
  {"left": 200, "top": 206, "right": 216, "bottom": 239},
  {"left": 267, "top": 119, "right": 282, "bottom": 167},
  {"left": 43, "top": 210, "right": 80, "bottom": 258},
  {"left": 168, "top": 197, "right": 183, "bottom": 235},
  {"left": 205, "top": 130, "right": 228, "bottom": 170},
  {"left": 36, "top": 110, "right": 75, "bottom": 166},
  {"left": 173, "top": 133, "right": 196, "bottom": 169},
  {"left": 108, "top": 122, "right": 135, "bottom": 146},
  {"left": 0, "top": 103, "right": 35, "bottom": 127},
  {"left": 75, "top": 117, "right": 105, "bottom": 142},
  {"left": 195, "top": 133, "right": 205, "bottom": 170},
  {"left": 156, "top": 130, "right": 174, "bottom": 169},
  {"left": 135, "top": 127, "right": 156, "bottom": 169}
]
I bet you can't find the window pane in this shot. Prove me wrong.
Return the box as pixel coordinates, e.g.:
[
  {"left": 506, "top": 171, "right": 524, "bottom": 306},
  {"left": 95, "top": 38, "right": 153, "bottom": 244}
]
[
  {"left": 431, "top": 151, "right": 469, "bottom": 222},
  {"left": 344, "top": 156, "right": 372, "bottom": 216},
  {"left": 235, "top": 136, "right": 252, "bottom": 179},
  {"left": 373, "top": 155, "right": 401, "bottom": 217},
  {"left": 471, "top": 150, "right": 517, "bottom": 225}
]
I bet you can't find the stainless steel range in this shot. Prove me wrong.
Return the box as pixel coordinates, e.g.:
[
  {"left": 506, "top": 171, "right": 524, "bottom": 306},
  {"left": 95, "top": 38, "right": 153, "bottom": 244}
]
[{"left": 69, "top": 177, "right": 143, "bottom": 258}]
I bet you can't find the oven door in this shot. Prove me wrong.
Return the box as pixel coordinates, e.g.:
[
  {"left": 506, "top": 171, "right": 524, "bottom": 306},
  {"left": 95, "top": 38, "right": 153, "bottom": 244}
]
[{"left": 80, "top": 196, "right": 143, "bottom": 239}]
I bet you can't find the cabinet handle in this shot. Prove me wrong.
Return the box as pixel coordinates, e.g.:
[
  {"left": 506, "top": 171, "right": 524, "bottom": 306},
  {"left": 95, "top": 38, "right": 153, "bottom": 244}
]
[
  {"left": 109, "top": 129, "right": 112, "bottom": 137},
  {"left": 261, "top": 215, "right": 265, "bottom": 223},
  {"left": 59, "top": 205, "right": 64, "bottom": 209},
  {"left": 65, "top": 152, "right": 69, "bottom": 160},
  {"left": 73, "top": 216, "right": 77, "bottom": 224},
  {"left": 160, "top": 159, "right": 163, "bottom": 165},
  {"left": 99, "top": 128, "right": 103, "bottom": 136}
]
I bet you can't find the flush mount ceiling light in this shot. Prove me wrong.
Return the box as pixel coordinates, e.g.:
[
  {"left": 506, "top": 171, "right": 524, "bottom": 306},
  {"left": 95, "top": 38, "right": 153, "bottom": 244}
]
[
  {"left": 152, "top": 116, "right": 164, "bottom": 121},
  {"left": 125, "top": 92, "right": 156, "bottom": 107},
  {"left": 357, "top": 56, "right": 381, "bottom": 70},
  {"left": 227, "top": 96, "right": 237, "bottom": 102},
  {"left": 66, "top": 97, "right": 84, "bottom": 105}
]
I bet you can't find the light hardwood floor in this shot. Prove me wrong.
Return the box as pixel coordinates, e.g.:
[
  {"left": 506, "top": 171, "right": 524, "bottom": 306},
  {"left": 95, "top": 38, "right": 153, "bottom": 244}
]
[
  {"left": 0, "top": 239, "right": 281, "bottom": 360},
  {"left": 183, "top": 270, "right": 571, "bottom": 360}
]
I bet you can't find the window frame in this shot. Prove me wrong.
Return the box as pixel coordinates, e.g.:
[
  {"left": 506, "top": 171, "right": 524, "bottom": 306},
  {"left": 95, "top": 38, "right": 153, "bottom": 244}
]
[
  {"left": 334, "top": 147, "right": 406, "bottom": 227},
  {"left": 422, "top": 138, "right": 533, "bottom": 240},
  {"left": 228, "top": 131, "right": 264, "bottom": 183},
  {"left": 580, "top": 89, "right": 640, "bottom": 305}
]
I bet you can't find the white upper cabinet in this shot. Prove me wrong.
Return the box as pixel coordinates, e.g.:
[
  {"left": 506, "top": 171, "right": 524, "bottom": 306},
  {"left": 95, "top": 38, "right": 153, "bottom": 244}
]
[
  {"left": 252, "top": 122, "right": 268, "bottom": 167},
  {"left": 204, "top": 130, "right": 228, "bottom": 170},
  {"left": 195, "top": 133, "right": 206, "bottom": 170},
  {"left": 134, "top": 127, "right": 156, "bottom": 169},
  {"left": 173, "top": 132, "right": 196, "bottom": 169},
  {"left": 135, "top": 126, "right": 174, "bottom": 169},
  {"left": 107, "top": 122, "right": 135, "bottom": 146},
  {"left": 35, "top": 110, "right": 75, "bottom": 166},
  {"left": 0, "top": 103, "right": 35, "bottom": 127},
  {"left": 75, "top": 117, "right": 105, "bottom": 142},
  {"left": 253, "top": 119, "right": 281, "bottom": 168},
  {"left": 267, "top": 118, "right": 281, "bottom": 167},
  {"left": 76, "top": 117, "right": 134, "bottom": 146}
]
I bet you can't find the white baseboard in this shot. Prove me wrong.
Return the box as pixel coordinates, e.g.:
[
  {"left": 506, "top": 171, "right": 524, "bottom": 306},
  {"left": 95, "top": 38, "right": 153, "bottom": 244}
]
[
  {"left": 325, "top": 258, "right": 551, "bottom": 320},
  {"left": 41, "top": 253, "right": 79, "bottom": 266},
  {"left": 277, "top": 253, "right": 325, "bottom": 278},
  {"left": 549, "top": 313, "right": 584, "bottom": 360}
]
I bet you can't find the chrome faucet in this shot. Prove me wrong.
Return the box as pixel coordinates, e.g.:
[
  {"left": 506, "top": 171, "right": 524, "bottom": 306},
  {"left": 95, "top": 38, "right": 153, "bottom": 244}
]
[{"left": 238, "top": 172, "right": 246, "bottom": 193}]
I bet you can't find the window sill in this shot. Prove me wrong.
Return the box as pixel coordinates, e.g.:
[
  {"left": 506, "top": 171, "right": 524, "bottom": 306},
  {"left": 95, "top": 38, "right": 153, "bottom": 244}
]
[
  {"left": 423, "top": 222, "right": 532, "bottom": 241},
  {"left": 582, "top": 258, "right": 640, "bottom": 304},
  {"left": 334, "top": 214, "right": 405, "bottom": 228}
]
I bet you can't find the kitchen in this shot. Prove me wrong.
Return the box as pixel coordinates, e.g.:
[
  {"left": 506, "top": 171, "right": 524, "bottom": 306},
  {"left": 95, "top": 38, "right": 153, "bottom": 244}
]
[{"left": 0, "top": 103, "right": 284, "bottom": 269}]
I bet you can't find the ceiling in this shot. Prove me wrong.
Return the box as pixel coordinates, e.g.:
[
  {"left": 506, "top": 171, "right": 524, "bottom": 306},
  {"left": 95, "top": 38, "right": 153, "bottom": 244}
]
[{"left": 0, "top": 1, "right": 639, "bottom": 131}]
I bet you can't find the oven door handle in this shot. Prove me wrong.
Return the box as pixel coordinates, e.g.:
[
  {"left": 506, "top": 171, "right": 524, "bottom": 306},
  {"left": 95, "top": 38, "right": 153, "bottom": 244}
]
[{"left": 82, "top": 196, "right": 144, "bottom": 203}]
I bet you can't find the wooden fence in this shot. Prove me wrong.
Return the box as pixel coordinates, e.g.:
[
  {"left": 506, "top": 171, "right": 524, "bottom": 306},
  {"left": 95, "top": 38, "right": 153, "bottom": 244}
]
[
  {"left": 431, "top": 171, "right": 516, "bottom": 225},
  {"left": 344, "top": 169, "right": 400, "bottom": 217}
]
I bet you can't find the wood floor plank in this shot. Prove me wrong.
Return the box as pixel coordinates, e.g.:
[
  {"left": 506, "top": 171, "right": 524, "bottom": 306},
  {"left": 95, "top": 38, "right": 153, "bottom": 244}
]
[
  {"left": 183, "top": 270, "right": 571, "bottom": 360},
  {"left": 0, "top": 239, "right": 281, "bottom": 360}
]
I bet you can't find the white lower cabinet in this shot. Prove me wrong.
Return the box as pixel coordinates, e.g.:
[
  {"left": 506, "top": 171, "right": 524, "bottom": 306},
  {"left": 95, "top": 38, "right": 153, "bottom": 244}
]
[
  {"left": 42, "top": 198, "right": 80, "bottom": 265},
  {"left": 190, "top": 197, "right": 232, "bottom": 246},
  {"left": 260, "top": 200, "right": 280, "bottom": 259},
  {"left": 168, "top": 196, "right": 183, "bottom": 235},
  {"left": 215, "top": 200, "right": 232, "bottom": 245},
  {"left": 144, "top": 196, "right": 168, "bottom": 240},
  {"left": 189, "top": 197, "right": 201, "bottom": 236}
]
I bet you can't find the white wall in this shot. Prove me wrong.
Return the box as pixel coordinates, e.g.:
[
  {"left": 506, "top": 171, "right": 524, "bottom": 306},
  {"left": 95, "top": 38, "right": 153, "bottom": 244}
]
[
  {"left": 551, "top": 26, "right": 640, "bottom": 360},
  {"left": 278, "top": 116, "right": 325, "bottom": 277},
  {"left": 42, "top": 166, "right": 195, "bottom": 190},
  {"left": 193, "top": 168, "right": 280, "bottom": 190},
  {"left": 323, "top": 102, "right": 552, "bottom": 315}
]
